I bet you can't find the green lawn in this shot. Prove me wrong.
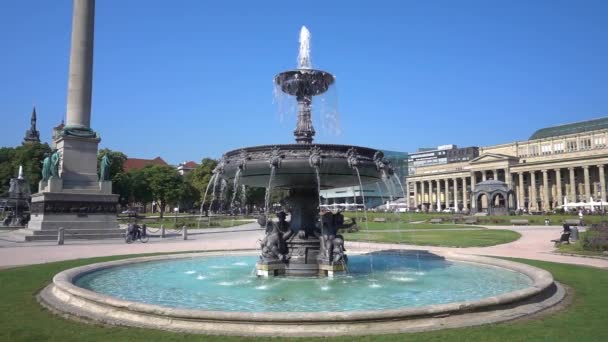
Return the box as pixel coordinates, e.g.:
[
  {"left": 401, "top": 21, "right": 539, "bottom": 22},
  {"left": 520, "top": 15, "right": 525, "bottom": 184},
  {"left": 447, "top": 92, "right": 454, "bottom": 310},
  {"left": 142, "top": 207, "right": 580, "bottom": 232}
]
[
  {"left": 346, "top": 229, "right": 520, "bottom": 247},
  {"left": 356, "top": 222, "right": 475, "bottom": 230},
  {"left": 1, "top": 254, "right": 607, "bottom": 341},
  {"left": 350, "top": 212, "right": 607, "bottom": 226}
]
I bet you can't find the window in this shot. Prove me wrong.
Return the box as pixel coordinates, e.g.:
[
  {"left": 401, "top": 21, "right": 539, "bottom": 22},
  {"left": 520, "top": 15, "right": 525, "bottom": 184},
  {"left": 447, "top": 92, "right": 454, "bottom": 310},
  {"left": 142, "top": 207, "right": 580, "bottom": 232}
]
[
  {"left": 594, "top": 136, "right": 606, "bottom": 148},
  {"left": 566, "top": 140, "right": 577, "bottom": 152},
  {"left": 553, "top": 142, "right": 564, "bottom": 153},
  {"left": 580, "top": 138, "right": 591, "bottom": 150},
  {"left": 529, "top": 145, "right": 539, "bottom": 156},
  {"left": 541, "top": 144, "right": 551, "bottom": 155}
]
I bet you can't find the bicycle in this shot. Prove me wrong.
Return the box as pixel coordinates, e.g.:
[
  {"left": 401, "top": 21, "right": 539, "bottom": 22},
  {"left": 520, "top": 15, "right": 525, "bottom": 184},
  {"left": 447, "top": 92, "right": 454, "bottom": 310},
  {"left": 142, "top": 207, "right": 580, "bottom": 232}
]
[{"left": 125, "top": 224, "right": 149, "bottom": 244}]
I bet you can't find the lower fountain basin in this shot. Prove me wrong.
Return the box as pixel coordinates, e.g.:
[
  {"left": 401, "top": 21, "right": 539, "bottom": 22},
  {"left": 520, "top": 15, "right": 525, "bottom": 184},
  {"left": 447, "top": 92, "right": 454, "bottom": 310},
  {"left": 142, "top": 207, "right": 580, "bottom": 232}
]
[
  {"left": 40, "top": 251, "right": 563, "bottom": 337},
  {"left": 220, "top": 144, "right": 384, "bottom": 189}
]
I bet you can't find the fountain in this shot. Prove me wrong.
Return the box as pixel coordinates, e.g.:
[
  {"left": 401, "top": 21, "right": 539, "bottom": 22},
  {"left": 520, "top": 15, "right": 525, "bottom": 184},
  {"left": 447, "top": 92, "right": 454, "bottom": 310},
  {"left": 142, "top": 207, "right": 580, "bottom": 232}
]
[
  {"left": 217, "top": 26, "right": 390, "bottom": 277},
  {"left": 39, "top": 27, "right": 564, "bottom": 337}
]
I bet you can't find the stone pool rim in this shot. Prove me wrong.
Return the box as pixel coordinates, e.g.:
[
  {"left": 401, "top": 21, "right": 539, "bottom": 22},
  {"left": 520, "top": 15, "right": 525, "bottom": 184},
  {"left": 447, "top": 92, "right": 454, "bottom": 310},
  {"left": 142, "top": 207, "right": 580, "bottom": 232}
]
[{"left": 39, "top": 250, "right": 563, "bottom": 336}]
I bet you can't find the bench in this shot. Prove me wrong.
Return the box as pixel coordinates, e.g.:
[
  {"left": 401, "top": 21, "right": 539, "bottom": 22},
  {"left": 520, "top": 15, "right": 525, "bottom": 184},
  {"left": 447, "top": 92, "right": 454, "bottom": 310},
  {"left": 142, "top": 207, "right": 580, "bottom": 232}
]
[
  {"left": 429, "top": 218, "right": 443, "bottom": 224},
  {"left": 464, "top": 217, "right": 478, "bottom": 224},
  {"left": 564, "top": 219, "right": 581, "bottom": 226},
  {"left": 373, "top": 218, "right": 386, "bottom": 223},
  {"left": 510, "top": 219, "right": 529, "bottom": 226}
]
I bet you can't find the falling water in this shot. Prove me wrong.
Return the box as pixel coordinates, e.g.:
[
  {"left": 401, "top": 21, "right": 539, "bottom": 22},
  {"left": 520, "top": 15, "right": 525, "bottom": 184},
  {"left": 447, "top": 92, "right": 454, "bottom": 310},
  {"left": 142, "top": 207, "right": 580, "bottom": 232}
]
[
  {"left": 198, "top": 173, "right": 217, "bottom": 229},
  {"left": 391, "top": 172, "right": 422, "bottom": 274},
  {"left": 298, "top": 26, "right": 312, "bottom": 69},
  {"left": 241, "top": 185, "right": 247, "bottom": 214},
  {"left": 229, "top": 168, "right": 243, "bottom": 227},
  {"left": 352, "top": 166, "right": 375, "bottom": 283},
  {"left": 264, "top": 166, "right": 277, "bottom": 217},
  {"left": 382, "top": 176, "right": 395, "bottom": 202},
  {"left": 314, "top": 166, "right": 324, "bottom": 235}
]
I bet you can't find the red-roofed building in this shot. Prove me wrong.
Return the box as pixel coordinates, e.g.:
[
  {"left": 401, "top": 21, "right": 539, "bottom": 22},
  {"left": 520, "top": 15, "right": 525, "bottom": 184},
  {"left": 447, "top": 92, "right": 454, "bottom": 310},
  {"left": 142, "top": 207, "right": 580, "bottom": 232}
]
[
  {"left": 123, "top": 157, "right": 168, "bottom": 172},
  {"left": 177, "top": 161, "right": 198, "bottom": 176}
]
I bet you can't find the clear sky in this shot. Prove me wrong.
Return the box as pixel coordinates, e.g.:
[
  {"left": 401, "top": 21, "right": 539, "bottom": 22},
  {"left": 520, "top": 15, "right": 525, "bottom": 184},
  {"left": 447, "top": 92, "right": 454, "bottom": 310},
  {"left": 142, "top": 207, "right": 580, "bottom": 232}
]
[{"left": 1, "top": 0, "right": 607, "bottom": 164}]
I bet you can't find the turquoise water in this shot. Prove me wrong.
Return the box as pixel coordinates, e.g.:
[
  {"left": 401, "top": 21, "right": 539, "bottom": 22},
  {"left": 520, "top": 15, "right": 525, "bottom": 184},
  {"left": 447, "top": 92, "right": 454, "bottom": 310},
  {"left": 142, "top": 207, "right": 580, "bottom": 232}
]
[{"left": 75, "top": 254, "right": 532, "bottom": 312}]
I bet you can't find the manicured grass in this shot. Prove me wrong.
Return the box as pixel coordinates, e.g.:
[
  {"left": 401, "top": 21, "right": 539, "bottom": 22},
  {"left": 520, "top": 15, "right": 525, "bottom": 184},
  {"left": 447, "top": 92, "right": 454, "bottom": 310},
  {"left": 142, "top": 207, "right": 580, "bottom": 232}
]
[
  {"left": 119, "top": 217, "right": 251, "bottom": 229},
  {"left": 346, "top": 229, "right": 520, "bottom": 247},
  {"left": 357, "top": 222, "right": 476, "bottom": 230},
  {"left": 351, "top": 212, "right": 607, "bottom": 226},
  {"left": 1, "top": 255, "right": 607, "bottom": 341}
]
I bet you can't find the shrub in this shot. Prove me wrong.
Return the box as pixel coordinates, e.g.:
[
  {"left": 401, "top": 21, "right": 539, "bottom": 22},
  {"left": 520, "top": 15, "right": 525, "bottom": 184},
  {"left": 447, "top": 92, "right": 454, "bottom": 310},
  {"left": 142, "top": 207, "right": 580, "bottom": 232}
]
[{"left": 582, "top": 223, "right": 608, "bottom": 252}]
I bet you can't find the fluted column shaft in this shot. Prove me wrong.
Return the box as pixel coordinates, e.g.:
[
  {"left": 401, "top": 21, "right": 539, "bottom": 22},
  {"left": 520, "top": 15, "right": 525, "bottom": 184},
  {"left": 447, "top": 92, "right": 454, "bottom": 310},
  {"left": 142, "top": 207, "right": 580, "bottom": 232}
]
[
  {"left": 583, "top": 166, "right": 591, "bottom": 201},
  {"left": 556, "top": 169, "right": 563, "bottom": 206},
  {"left": 599, "top": 165, "right": 606, "bottom": 203},
  {"left": 542, "top": 169, "right": 550, "bottom": 211},
  {"left": 518, "top": 172, "right": 525, "bottom": 209},
  {"left": 452, "top": 178, "right": 458, "bottom": 210},
  {"left": 569, "top": 167, "right": 576, "bottom": 202},
  {"left": 413, "top": 182, "right": 418, "bottom": 209},
  {"left": 530, "top": 171, "right": 537, "bottom": 211}
]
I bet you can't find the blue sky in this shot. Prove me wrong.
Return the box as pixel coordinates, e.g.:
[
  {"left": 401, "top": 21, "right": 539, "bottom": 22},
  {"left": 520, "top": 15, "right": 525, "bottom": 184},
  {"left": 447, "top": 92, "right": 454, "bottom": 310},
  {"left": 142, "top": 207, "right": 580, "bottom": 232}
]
[{"left": 1, "top": 0, "right": 607, "bottom": 164}]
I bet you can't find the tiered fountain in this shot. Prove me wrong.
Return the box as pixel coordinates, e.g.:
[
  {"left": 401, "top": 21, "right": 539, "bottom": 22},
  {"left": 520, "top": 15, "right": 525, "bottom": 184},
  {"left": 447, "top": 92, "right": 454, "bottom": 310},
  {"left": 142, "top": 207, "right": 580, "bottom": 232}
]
[{"left": 216, "top": 27, "right": 394, "bottom": 276}]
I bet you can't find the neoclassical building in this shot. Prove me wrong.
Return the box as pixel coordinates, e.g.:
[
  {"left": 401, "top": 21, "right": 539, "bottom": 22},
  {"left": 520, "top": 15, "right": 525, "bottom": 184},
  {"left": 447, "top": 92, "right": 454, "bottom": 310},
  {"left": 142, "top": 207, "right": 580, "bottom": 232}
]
[{"left": 406, "top": 118, "right": 608, "bottom": 213}]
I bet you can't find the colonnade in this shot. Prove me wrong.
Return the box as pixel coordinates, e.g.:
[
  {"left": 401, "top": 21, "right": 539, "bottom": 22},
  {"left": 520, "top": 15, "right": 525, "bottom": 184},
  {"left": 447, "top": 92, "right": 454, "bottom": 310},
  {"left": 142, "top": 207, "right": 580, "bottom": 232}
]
[{"left": 408, "top": 164, "right": 606, "bottom": 212}]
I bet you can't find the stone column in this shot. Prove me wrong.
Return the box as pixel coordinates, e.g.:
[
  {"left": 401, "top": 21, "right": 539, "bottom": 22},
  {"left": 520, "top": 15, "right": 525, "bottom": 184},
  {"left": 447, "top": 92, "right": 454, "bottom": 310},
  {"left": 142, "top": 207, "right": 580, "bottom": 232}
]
[
  {"left": 421, "top": 181, "right": 426, "bottom": 210},
  {"left": 461, "top": 177, "right": 468, "bottom": 210},
  {"left": 413, "top": 182, "right": 418, "bottom": 209},
  {"left": 569, "top": 167, "right": 576, "bottom": 202},
  {"left": 556, "top": 169, "right": 563, "bottom": 206},
  {"left": 583, "top": 165, "right": 591, "bottom": 201},
  {"left": 530, "top": 171, "right": 537, "bottom": 211},
  {"left": 471, "top": 173, "right": 477, "bottom": 209},
  {"left": 542, "top": 169, "right": 550, "bottom": 211},
  {"left": 443, "top": 179, "right": 449, "bottom": 208},
  {"left": 436, "top": 180, "right": 441, "bottom": 210},
  {"left": 518, "top": 172, "right": 525, "bottom": 209},
  {"left": 599, "top": 165, "right": 606, "bottom": 203},
  {"left": 482, "top": 171, "right": 487, "bottom": 182},
  {"left": 66, "top": 0, "right": 96, "bottom": 129},
  {"left": 493, "top": 169, "right": 499, "bottom": 181},
  {"left": 453, "top": 178, "right": 458, "bottom": 210}
]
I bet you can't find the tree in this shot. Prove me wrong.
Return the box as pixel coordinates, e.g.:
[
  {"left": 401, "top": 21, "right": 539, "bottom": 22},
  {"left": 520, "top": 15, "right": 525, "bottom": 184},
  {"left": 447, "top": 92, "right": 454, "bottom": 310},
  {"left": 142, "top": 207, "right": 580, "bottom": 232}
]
[
  {"left": 142, "top": 164, "right": 184, "bottom": 218},
  {"left": 128, "top": 168, "right": 153, "bottom": 211},
  {"left": 188, "top": 158, "right": 218, "bottom": 206}
]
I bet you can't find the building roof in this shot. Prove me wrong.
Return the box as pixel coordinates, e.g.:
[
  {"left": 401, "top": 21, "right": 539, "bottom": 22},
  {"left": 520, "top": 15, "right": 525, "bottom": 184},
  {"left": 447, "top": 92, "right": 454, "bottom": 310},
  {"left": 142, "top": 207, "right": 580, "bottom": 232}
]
[
  {"left": 529, "top": 117, "right": 608, "bottom": 140},
  {"left": 181, "top": 161, "right": 198, "bottom": 168},
  {"left": 123, "top": 157, "right": 168, "bottom": 172}
]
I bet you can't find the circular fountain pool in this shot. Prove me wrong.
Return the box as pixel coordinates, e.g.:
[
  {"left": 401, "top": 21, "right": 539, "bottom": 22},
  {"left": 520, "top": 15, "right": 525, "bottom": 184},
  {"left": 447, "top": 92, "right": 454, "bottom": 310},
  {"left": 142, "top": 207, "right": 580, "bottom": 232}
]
[
  {"left": 74, "top": 254, "right": 532, "bottom": 312},
  {"left": 40, "top": 251, "right": 563, "bottom": 337}
]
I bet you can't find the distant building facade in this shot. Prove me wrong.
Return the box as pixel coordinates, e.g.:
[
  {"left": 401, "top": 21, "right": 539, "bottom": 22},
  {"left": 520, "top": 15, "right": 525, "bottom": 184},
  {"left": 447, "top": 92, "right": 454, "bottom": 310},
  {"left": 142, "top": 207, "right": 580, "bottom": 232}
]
[
  {"left": 123, "top": 157, "right": 168, "bottom": 172},
  {"left": 177, "top": 161, "right": 198, "bottom": 176},
  {"left": 406, "top": 118, "right": 608, "bottom": 213}
]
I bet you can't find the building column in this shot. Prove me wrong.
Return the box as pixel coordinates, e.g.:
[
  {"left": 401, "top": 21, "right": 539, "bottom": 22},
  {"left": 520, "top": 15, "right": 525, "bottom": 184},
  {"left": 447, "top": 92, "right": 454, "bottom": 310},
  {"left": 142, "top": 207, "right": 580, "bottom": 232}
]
[
  {"left": 461, "top": 176, "right": 468, "bottom": 210},
  {"left": 542, "top": 169, "right": 550, "bottom": 211},
  {"left": 518, "top": 172, "right": 525, "bottom": 210},
  {"left": 569, "top": 167, "right": 576, "bottom": 202},
  {"left": 436, "top": 180, "right": 441, "bottom": 210},
  {"left": 493, "top": 169, "right": 499, "bottom": 181},
  {"left": 583, "top": 166, "right": 591, "bottom": 201},
  {"left": 482, "top": 171, "right": 487, "bottom": 182},
  {"left": 599, "top": 165, "right": 606, "bottom": 203},
  {"left": 556, "top": 169, "right": 563, "bottom": 206},
  {"left": 413, "top": 182, "right": 418, "bottom": 209},
  {"left": 443, "top": 179, "right": 449, "bottom": 208},
  {"left": 530, "top": 171, "right": 537, "bottom": 211},
  {"left": 452, "top": 178, "right": 458, "bottom": 210},
  {"left": 471, "top": 172, "right": 477, "bottom": 209},
  {"left": 421, "top": 181, "right": 426, "bottom": 210}
]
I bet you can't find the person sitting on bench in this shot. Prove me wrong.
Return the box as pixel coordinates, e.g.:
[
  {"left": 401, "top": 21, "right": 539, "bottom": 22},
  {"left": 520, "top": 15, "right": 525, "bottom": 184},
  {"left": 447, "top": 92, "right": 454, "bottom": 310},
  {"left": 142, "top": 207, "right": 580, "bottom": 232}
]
[{"left": 551, "top": 224, "right": 571, "bottom": 245}]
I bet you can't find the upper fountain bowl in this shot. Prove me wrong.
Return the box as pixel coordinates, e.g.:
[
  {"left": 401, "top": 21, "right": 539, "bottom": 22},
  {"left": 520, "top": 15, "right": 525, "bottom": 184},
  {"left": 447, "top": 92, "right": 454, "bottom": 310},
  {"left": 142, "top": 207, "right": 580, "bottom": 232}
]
[
  {"left": 274, "top": 69, "right": 335, "bottom": 97},
  {"left": 219, "top": 144, "right": 387, "bottom": 189}
]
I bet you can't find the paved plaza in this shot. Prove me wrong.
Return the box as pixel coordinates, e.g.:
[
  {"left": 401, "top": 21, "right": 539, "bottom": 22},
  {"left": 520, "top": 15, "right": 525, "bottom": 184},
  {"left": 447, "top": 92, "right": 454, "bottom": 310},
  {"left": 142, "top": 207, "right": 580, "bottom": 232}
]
[{"left": 1, "top": 223, "right": 606, "bottom": 269}]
